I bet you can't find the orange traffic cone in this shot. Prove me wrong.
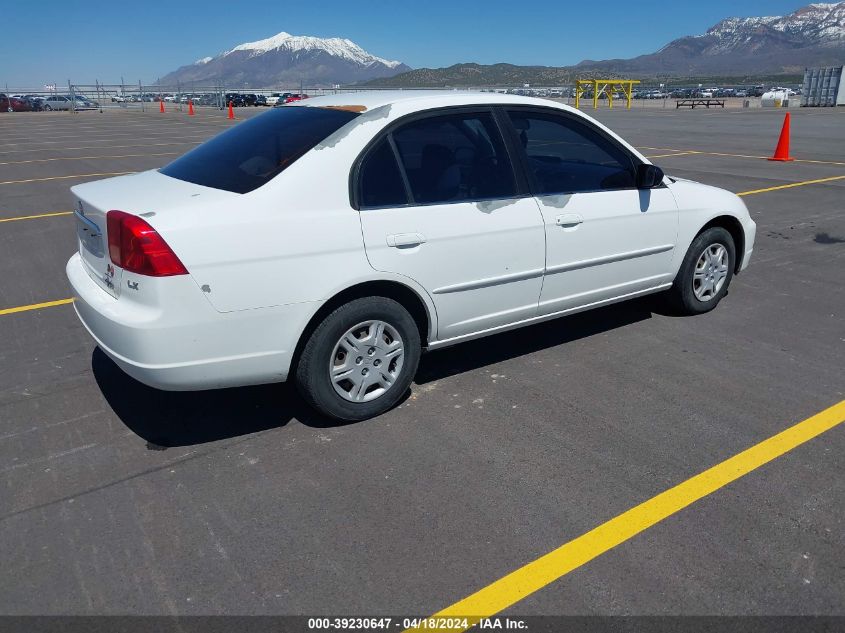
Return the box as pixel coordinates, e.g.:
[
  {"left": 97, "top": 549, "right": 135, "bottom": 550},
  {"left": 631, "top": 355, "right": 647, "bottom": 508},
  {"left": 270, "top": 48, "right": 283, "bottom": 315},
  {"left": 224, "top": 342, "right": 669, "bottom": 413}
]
[
  {"left": 227, "top": 101, "right": 235, "bottom": 120},
  {"left": 159, "top": 99, "right": 165, "bottom": 113},
  {"left": 768, "top": 112, "right": 794, "bottom": 162},
  {"left": 188, "top": 100, "right": 195, "bottom": 116}
]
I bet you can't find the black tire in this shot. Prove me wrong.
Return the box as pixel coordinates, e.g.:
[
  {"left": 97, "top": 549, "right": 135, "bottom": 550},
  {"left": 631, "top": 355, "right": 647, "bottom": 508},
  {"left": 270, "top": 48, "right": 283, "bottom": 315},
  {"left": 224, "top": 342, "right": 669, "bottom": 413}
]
[
  {"left": 294, "top": 297, "right": 421, "bottom": 421},
  {"left": 44, "top": 105, "right": 53, "bottom": 111},
  {"left": 666, "top": 227, "right": 736, "bottom": 315}
]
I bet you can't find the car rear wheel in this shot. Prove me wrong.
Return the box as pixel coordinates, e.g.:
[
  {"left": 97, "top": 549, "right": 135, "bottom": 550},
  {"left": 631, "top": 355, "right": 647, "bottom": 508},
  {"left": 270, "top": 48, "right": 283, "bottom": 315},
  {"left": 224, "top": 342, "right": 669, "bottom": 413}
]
[
  {"left": 44, "top": 105, "right": 52, "bottom": 111},
  {"left": 666, "top": 227, "right": 735, "bottom": 315},
  {"left": 294, "top": 297, "right": 421, "bottom": 421}
]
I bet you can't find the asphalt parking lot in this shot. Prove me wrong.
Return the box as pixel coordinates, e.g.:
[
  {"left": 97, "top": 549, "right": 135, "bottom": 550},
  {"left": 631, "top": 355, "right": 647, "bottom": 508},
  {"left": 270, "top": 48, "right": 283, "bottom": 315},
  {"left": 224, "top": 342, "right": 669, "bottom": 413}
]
[{"left": 1, "top": 104, "right": 843, "bottom": 621}]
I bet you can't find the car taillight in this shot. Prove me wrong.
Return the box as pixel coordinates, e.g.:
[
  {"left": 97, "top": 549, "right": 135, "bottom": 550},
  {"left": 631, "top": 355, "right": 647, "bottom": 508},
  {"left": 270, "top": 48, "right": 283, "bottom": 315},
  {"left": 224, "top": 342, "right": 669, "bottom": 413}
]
[{"left": 106, "top": 210, "right": 188, "bottom": 276}]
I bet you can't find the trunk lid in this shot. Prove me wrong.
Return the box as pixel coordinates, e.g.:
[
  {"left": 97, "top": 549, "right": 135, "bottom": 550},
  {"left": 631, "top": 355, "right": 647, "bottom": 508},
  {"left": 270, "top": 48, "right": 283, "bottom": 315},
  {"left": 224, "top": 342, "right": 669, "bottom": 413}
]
[{"left": 71, "top": 169, "right": 237, "bottom": 298}]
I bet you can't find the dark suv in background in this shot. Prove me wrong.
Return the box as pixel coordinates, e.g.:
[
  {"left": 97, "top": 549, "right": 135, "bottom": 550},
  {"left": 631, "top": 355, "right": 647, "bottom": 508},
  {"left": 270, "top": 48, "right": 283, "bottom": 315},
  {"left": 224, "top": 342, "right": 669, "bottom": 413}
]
[{"left": 225, "top": 93, "right": 246, "bottom": 107}]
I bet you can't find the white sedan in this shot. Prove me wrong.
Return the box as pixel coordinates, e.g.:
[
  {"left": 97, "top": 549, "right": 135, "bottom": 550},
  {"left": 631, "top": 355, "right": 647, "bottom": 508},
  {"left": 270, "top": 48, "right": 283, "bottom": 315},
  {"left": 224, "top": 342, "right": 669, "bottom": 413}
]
[{"left": 67, "top": 92, "right": 756, "bottom": 420}]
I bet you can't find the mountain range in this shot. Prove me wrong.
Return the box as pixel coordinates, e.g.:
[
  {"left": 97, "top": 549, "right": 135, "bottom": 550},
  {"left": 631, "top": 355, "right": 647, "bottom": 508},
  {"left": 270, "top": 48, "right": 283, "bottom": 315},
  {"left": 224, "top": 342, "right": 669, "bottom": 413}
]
[
  {"left": 159, "top": 3, "right": 845, "bottom": 88},
  {"left": 159, "top": 32, "right": 410, "bottom": 88},
  {"left": 369, "top": 2, "right": 845, "bottom": 86},
  {"left": 577, "top": 1, "right": 845, "bottom": 75}
]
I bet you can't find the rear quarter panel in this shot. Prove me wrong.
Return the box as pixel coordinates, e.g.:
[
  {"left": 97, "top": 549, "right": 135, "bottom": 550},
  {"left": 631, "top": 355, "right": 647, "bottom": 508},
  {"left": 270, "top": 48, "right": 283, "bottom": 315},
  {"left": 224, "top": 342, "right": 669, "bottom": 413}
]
[{"left": 154, "top": 105, "right": 438, "bottom": 331}]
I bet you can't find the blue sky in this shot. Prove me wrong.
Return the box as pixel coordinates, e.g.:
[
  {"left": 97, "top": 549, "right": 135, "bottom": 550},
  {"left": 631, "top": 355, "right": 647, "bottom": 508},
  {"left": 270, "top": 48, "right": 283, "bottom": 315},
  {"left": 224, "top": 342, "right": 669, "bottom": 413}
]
[{"left": 3, "top": 0, "right": 809, "bottom": 87}]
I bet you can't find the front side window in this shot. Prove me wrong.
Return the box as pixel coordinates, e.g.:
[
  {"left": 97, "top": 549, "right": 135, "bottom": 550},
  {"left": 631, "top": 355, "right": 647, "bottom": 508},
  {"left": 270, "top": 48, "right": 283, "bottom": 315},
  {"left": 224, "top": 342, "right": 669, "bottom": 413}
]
[
  {"left": 507, "top": 111, "right": 637, "bottom": 194},
  {"left": 390, "top": 112, "right": 517, "bottom": 204},
  {"left": 161, "top": 107, "right": 359, "bottom": 194}
]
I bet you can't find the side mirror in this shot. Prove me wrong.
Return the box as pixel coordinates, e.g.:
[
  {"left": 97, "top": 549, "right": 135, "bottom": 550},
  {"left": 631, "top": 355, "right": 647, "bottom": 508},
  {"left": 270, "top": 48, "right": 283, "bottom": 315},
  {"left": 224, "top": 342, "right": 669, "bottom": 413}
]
[{"left": 637, "top": 164, "right": 665, "bottom": 189}]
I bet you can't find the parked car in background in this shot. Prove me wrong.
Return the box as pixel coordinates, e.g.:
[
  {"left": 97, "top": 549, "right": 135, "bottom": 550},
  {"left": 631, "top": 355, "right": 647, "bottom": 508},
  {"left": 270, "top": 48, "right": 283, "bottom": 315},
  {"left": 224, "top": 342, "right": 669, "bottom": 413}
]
[
  {"left": 66, "top": 92, "right": 756, "bottom": 420},
  {"left": 23, "top": 96, "right": 44, "bottom": 111},
  {"left": 283, "top": 93, "right": 309, "bottom": 104},
  {"left": 1, "top": 94, "right": 34, "bottom": 112},
  {"left": 23, "top": 95, "right": 46, "bottom": 111},
  {"left": 72, "top": 95, "right": 99, "bottom": 109},
  {"left": 196, "top": 94, "right": 217, "bottom": 106},
  {"left": 42, "top": 95, "right": 74, "bottom": 110},
  {"left": 225, "top": 93, "right": 247, "bottom": 107},
  {"left": 255, "top": 94, "right": 267, "bottom": 106},
  {"left": 278, "top": 93, "right": 297, "bottom": 105},
  {"left": 266, "top": 92, "right": 292, "bottom": 106}
]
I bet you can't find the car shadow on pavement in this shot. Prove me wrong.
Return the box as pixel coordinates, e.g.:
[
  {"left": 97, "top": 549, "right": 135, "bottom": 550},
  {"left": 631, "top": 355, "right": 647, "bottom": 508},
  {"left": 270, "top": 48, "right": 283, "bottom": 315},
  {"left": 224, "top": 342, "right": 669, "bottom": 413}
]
[
  {"left": 94, "top": 299, "right": 654, "bottom": 447},
  {"left": 415, "top": 298, "right": 654, "bottom": 384},
  {"left": 91, "top": 348, "right": 353, "bottom": 448}
]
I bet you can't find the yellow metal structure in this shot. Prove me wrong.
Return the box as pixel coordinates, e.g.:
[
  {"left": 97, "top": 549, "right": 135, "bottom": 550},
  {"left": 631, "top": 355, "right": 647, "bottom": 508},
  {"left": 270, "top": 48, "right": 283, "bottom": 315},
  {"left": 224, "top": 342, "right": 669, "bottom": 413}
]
[{"left": 575, "top": 79, "right": 640, "bottom": 110}]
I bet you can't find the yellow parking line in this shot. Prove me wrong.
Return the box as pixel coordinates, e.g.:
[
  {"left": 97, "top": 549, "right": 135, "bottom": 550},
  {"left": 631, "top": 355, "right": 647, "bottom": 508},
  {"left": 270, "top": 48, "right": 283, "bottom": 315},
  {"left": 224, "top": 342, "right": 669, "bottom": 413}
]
[
  {"left": 0, "top": 211, "right": 73, "bottom": 223},
  {"left": 0, "top": 172, "right": 133, "bottom": 185},
  {"left": 415, "top": 400, "right": 845, "bottom": 632},
  {"left": 0, "top": 135, "right": 209, "bottom": 147},
  {"left": 737, "top": 175, "right": 845, "bottom": 196},
  {"left": 0, "top": 298, "right": 74, "bottom": 316},
  {"left": 705, "top": 151, "right": 772, "bottom": 160},
  {"left": 647, "top": 151, "right": 702, "bottom": 159},
  {"left": 791, "top": 158, "right": 845, "bottom": 167},
  {"left": 0, "top": 152, "right": 178, "bottom": 166},
  {"left": 0, "top": 141, "right": 202, "bottom": 155},
  {"left": 641, "top": 147, "right": 845, "bottom": 167}
]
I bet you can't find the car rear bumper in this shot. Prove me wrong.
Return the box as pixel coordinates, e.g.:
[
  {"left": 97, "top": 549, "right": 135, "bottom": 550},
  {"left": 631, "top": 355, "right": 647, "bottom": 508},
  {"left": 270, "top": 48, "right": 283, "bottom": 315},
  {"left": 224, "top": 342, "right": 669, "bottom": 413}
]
[{"left": 67, "top": 253, "right": 317, "bottom": 390}]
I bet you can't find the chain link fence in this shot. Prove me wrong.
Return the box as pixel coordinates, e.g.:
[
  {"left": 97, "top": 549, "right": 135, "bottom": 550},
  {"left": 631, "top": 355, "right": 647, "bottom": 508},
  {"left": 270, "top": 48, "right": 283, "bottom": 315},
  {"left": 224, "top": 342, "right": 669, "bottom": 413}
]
[
  {"left": 2, "top": 81, "right": 361, "bottom": 112},
  {"left": 2, "top": 80, "right": 787, "bottom": 113}
]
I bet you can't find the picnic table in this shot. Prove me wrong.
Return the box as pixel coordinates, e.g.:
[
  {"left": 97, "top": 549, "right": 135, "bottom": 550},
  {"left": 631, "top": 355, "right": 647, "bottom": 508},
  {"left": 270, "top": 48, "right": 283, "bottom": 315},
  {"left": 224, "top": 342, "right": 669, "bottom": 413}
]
[{"left": 676, "top": 98, "right": 726, "bottom": 109}]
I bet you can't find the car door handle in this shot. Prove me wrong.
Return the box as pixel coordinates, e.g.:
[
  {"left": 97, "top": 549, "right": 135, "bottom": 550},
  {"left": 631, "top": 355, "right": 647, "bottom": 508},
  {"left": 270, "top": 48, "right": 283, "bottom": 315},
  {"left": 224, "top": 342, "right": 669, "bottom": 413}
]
[
  {"left": 556, "top": 213, "right": 584, "bottom": 228},
  {"left": 386, "top": 233, "right": 426, "bottom": 248}
]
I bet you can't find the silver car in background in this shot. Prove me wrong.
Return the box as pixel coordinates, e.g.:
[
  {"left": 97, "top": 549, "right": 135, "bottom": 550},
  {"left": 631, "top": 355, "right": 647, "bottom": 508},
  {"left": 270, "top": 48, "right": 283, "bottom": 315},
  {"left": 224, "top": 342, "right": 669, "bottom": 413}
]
[{"left": 42, "top": 95, "right": 73, "bottom": 111}]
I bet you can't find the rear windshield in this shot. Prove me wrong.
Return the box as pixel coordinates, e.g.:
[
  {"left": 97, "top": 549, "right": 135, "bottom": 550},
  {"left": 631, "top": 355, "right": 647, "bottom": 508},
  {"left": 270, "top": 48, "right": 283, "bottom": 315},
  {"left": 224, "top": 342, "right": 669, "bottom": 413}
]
[{"left": 160, "top": 106, "right": 359, "bottom": 194}]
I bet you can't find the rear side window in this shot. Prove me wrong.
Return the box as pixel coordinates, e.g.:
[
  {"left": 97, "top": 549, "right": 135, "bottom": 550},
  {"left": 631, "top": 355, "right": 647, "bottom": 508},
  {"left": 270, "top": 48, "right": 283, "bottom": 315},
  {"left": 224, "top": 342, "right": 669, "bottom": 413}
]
[
  {"left": 359, "top": 139, "right": 408, "bottom": 208},
  {"left": 160, "top": 107, "right": 359, "bottom": 194},
  {"left": 390, "top": 112, "right": 517, "bottom": 205},
  {"left": 508, "top": 111, "right": 637, "bottom": 194}
]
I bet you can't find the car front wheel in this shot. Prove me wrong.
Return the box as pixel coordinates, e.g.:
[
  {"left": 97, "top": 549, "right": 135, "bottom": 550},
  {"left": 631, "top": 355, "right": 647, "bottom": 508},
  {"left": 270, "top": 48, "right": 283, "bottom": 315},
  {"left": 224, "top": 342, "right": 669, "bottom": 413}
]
[
  {"left": 666, "top": 227, "right": 736, "bottom": 315},
  {"left": 294, "top": 297, "right": 421, "bottom": 421}
]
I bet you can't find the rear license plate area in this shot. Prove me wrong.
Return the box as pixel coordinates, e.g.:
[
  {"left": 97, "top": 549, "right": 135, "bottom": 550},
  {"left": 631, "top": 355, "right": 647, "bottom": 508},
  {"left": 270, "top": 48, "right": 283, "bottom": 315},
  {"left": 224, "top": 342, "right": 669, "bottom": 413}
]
[{"left": 75, "top": 209, "right": 104, "bottom": 257}]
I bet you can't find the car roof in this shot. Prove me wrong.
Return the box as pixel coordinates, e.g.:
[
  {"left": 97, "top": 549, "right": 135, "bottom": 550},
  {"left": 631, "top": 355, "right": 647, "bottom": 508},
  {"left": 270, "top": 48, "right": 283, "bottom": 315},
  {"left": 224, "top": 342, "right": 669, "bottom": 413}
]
[{"left": 298, "top": 90, "right": 573, "bottom": 114}]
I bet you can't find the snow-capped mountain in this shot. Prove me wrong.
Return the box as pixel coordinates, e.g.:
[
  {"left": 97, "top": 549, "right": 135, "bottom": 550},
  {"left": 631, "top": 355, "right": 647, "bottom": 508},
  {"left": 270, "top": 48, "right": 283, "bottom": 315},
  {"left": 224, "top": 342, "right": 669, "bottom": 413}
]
[
  {"left": 704, "top": 2, "right": 845, "bottom": 50},
  {"left": 160, "top": 32, "right": 410, "bottom": 88},
  {"left": 225, "top": 32, "right": 404, "bottom": 68},
  {"left": 577, "top": 2, "right": 845, "bottom": 75}
]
